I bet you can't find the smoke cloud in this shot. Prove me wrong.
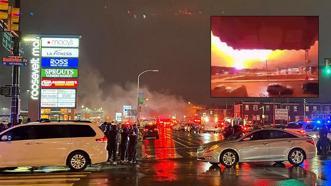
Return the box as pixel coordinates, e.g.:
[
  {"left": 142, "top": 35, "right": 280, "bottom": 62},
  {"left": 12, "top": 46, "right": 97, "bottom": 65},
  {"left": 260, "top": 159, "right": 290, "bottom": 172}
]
[{"left": 78, "top": 64, "right": 191, "bottom": 120}]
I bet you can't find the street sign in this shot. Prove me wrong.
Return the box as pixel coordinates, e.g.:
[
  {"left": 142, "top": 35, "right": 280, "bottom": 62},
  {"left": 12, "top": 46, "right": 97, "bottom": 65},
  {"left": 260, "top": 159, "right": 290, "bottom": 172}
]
[
  {"left": 2, "top": 32, "right": 13, "bottom": 53},
  {"left": 2, "top": 56, "right": 28, "bottom": 66},
  {"left": 275, "top": 109, "right": 289, "bottom": 120},
  {"left": 115, "top": 112, "right": 122, "bottom": 122}
]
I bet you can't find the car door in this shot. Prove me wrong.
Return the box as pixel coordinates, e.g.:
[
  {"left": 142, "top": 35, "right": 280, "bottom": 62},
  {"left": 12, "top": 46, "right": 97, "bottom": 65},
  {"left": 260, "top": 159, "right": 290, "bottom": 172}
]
[
  {"left": 0, "top": 125, "right": 37, "bottom": 167},
  {"left": 267, "top": 130, "right": 297, "bottom": 160},
  {"left": 237, "top": 130, "right": 271, "bottom": 161},
  {"left": 32, "top": 125, "right": 72, "bottom": 166}
]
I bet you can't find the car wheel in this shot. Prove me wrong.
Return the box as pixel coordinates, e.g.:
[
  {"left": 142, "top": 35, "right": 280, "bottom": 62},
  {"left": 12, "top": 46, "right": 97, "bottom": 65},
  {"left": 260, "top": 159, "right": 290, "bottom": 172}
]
[
  {"left": 288, "top": 148, "right": 305, "bottom": 166},
  {"left": 220, "top": 150, "right": 238, "bottom": 168},
  {"left": 67, "top": 151, "right": 89, "bottom": 171}
]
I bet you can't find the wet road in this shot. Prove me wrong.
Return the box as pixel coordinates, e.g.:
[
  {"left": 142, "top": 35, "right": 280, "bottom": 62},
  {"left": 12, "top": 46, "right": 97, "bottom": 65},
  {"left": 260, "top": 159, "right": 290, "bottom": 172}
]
[{"left": 1, "top": 128, "right": 331, "bottom": 186}]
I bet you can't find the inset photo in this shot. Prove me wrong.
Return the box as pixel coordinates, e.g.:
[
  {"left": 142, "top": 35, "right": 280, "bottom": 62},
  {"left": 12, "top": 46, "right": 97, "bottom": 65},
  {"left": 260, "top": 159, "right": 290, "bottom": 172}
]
[{"left": 211, "top": 16, "right": 319, "bottom": 98}]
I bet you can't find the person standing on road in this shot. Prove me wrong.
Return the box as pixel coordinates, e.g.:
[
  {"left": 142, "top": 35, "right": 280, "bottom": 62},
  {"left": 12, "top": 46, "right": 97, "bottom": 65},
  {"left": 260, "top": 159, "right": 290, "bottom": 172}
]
[
  {"left": 106, "top": 122, "right": 119, "bottom": 164},
  {"left": 120, "top": 124, "right": 130, "bottom": 163},
  {"left": 318, "top": 124, "right": 329, "bottom": 155},
  {"left": 128, "top": 124, "right": 138, "bottom": 163}
]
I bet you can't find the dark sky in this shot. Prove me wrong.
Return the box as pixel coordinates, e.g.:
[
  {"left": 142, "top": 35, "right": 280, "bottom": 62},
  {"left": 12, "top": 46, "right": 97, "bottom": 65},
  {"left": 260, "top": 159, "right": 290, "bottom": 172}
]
[{"left": 1, "top": 0, "right": 331, "bottom": 110}]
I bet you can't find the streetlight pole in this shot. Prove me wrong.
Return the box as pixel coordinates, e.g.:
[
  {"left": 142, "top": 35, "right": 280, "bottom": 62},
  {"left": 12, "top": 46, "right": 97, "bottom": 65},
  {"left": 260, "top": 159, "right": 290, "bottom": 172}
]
[{"left": 136, "top": 69, "right": 159, "bottom": 125}]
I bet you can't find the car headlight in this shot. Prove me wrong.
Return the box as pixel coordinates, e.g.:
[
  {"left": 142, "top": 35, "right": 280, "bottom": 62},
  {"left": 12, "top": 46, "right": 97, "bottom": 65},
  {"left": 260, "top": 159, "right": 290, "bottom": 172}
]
[{"left": 310, "top": 134, "right": 318, "bottom": 139}]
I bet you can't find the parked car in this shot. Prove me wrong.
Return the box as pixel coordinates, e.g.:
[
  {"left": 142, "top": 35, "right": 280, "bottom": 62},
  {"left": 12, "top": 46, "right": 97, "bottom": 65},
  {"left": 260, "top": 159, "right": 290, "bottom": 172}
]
[
  {"left": 142, "top": 124, "right": 159, "bottom": 140},
  {"left": 0, "top": 121, "right": 108, "bottom": 171},
  {"left": 267, "top": 84, "right": 293, "bottom": 95},
  {"left": 197, "top": 128, "right": 316, "bottom": 167}
]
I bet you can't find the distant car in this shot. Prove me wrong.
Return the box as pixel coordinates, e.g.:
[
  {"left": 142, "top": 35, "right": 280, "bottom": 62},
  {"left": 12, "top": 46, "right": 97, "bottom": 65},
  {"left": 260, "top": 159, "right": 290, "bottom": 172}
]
[
  {"left": 285, "top": 122, "right": 331, "bottom": 141},
  {"left": 302, "top": 82, "right": 318, "bottom": 94},
  {"left": 0, "top": 122, "right": 108, "bottom": 171},
  {"left": 143, "top": 125, "right": 159, "bottom": 140},
  {"left": 267, "top": 84, "right": 293, "bottom": 95},
  {"left": 197, "top": 128, "right": 316, "bottom": 167}
]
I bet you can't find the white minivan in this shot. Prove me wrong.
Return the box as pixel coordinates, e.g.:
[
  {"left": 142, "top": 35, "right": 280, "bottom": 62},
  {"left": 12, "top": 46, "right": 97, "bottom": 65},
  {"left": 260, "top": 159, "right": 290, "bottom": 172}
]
[{"left": 0, "top": 121, "right": 108, "bottom": 171}]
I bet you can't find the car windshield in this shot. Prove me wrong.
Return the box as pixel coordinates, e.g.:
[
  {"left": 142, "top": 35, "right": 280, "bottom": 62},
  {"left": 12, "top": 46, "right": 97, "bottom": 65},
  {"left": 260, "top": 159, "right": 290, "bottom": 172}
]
[{"left": 286, "top": 123, "right": 303, "bottom": 129}]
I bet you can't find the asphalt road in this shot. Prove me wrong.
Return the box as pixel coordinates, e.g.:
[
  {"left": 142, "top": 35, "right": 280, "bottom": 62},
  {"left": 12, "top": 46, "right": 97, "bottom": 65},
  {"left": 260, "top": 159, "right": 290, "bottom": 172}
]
[{"left": 0, "top": 128, "right": 330, "bottom": 186}]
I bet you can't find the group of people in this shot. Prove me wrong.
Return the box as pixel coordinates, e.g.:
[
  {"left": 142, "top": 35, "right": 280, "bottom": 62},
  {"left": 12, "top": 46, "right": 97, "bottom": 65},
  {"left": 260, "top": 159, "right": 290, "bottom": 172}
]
[{"left": 101, "top": 122, "right": 139, "bottom": 164}]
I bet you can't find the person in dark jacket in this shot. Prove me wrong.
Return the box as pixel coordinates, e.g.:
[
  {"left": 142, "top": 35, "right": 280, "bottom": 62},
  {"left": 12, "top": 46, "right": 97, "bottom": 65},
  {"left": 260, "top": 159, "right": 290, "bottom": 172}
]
[
  {"left": 106, "top": 122, "right": 118, "bottom": 164},
  {"left": 317, "top": 124, "right": 329, "bottom": 155},
  {"left": 120, "top": 124, "right": 130, "bottom": 163},
  {"left": 128, "top": 124, "right": 138, "bottom": 163}
]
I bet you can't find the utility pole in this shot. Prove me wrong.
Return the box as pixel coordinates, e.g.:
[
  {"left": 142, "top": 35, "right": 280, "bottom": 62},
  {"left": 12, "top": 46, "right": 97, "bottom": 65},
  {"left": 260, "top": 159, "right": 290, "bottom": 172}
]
[
  {"left": 9, "top": 0, "right": 21, "bottom": 127},
  {"left": 303, "top": 98, "right": 306, "bottom": 121}
]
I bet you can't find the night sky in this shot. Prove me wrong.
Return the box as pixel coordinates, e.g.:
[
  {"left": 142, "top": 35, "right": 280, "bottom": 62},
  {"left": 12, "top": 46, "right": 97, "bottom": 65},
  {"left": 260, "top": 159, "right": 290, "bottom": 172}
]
[{"left": 1, "top": 0, "right": 331, "bottom": 110}]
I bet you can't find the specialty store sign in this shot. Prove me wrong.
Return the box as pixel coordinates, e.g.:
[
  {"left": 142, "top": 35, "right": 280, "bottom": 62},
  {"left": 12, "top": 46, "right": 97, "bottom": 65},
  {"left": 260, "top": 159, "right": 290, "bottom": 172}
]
[
  {"left": 41, "top": 89, "right": 76, "bottom": 108},
  {"left": 41, "top": 38, "right": 79, "bottom": 48},
  {"left": 41, "top": 69, "right": 78, "bottom": 78},
  {"left": 41, "top": 48, "right": 79, "bottom": 58},
  {"left": 41, "top": 57, "right": 79, "bottom": 68},
  {"left": 41, "top": 78, "right": 78, "bottom": 89}
]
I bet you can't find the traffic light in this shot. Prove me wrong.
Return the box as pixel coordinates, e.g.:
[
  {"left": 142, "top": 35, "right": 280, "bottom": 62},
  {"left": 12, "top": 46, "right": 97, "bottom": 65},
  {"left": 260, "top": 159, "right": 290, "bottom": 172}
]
[
  {"left": 7, "top": 6, "right": 19, "bottom": 31},
  {"left": 0, "top": 0, "right": 9, "bottom": 20},
  {"left": 325, "top": 66, "right": 331, "bottom": 75},
  {"left": 324, "top": 59, "right": 331, "bottom": 77}
]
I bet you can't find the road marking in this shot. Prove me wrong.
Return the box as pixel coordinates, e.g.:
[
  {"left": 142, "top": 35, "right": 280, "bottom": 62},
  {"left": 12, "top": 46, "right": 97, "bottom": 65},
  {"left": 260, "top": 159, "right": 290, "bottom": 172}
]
[
  {"left": 0, "top": 171, "right": 90, "bottom": 186},
  {"left": 0, "top": 174, "right": 88, "bottom": 180}
]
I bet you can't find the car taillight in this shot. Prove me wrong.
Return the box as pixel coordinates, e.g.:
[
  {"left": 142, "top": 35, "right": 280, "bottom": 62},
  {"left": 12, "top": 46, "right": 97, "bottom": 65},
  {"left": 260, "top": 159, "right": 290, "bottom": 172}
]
[
  {"left": 306, "top": 139, "right": 315, "bottom": 145},
  {"left": 96, "top": 136, "right": 107, "bottom": 142}
]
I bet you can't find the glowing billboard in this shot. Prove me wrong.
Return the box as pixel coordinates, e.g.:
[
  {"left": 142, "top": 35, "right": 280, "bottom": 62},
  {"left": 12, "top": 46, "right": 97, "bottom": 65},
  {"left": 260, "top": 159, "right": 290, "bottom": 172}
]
[
  {"left": 41, "top": 48, "right": 79, "bottom": 58},
  {"left": 41, "top": 78, "right": 78, "bottom": 89},
  {"left": 41, "top": 58, "right": 79, "bottom": 68},
  {"left": 211, "top": 16, "right": 319, "bottom": 98},
  {"left": 41, "top": 69, "right": 78, "bottom": 78},
  {"left": 41, "top": 89, "right": 76, "bottom": 108},
  {"left": 41, "top": 38, "right": 79, "bottom": 48}
]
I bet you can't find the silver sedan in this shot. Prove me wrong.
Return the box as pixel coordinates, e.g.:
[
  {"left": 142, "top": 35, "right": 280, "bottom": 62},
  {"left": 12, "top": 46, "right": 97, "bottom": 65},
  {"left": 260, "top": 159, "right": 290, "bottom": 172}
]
[{"left": 197, "top": 128, "right": 316, "bottom": 167}]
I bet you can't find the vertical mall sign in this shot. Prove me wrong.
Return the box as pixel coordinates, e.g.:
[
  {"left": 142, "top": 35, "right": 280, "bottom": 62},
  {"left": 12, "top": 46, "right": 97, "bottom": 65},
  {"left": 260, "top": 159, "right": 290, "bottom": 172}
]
[
  {"left": 40, "top": 36, "right": 80, "bottom": 108},
  {"left": 30, "top": 38, "right": 41, "bottom": 100},
  {"left": 27, "top": 35, "right": 80, "bottom": 121}
]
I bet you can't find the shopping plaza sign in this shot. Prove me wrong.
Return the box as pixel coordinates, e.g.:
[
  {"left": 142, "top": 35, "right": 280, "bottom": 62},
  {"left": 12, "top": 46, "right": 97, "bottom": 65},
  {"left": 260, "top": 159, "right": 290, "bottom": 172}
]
[
  {"left": 41, "top": 89, "right": 76, "bottom": 108},
  {"left": 30, "top": 38, "right": 41, "bottom": 100},
  {"left": 41, "top": 57, "right": 79, "bottom": 68},
  {"left": 41, "top": 48, "right": 79, "bottom": 58},
  {"left": 41, "top": 38, "right": 79, "bottom": 48},
  {"left": 41, "top": 69, "right": 78, "bottom": 78},
  {"left": 41, "top": 78, "right": 78, "bottom": 89}
]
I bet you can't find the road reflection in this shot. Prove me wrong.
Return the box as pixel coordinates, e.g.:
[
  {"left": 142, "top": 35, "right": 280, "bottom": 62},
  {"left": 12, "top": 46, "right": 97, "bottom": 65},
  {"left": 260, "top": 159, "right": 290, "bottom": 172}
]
[
  {"left": 153, "top": 160, "right": 178, "bottom": 182},
  {"left": 142, "top": 127, "right": 176, "bottom": 160},
  {"left": 200, "top": 161, "right": 319, "bottom": 186}
]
